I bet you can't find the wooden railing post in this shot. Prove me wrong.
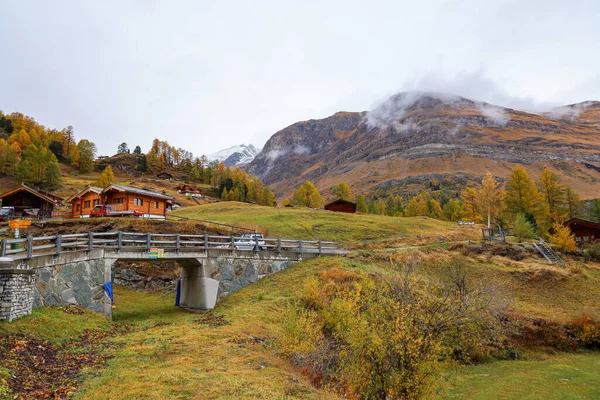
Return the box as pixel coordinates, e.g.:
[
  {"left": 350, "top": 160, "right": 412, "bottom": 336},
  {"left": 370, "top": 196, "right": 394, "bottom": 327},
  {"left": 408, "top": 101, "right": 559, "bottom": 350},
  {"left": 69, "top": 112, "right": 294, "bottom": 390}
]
[
  {"left": 254, "top": 235, "right": 259, "bottom": 252},
  {"left": 56, "top": 234, "right": 62, "bottom": 255},
  {"left": 298, "top": 240, "right": 303, "bottom": 255},
  {"left": 147, "top": 233, "right": 152, "bottom": 251},
  {"left": 1, "top": 240, "right": 6, "bottom": 257},
  {"left": 27, "top": 236, "right": 33, "bottom": 258},
  {"left": 204, "top": 233, "right": 208, "bottom": 254},
  {"left": 318, "top": 240, "right": 322, "bottom": 256},
  {"left": 117, "top": 232, "right": 123, "bottom": 252},
  {"left": 230, "top": 235, "right": 235, "bottom": 253},
  {"left": 176, "top": 233, "right": 181, "bottom": 253},
  {"left": 277, "top": 238, "right": 282, "bottom": 255},
  {"left": 88, "top": 232, "right": 94, "bottom": 251}
]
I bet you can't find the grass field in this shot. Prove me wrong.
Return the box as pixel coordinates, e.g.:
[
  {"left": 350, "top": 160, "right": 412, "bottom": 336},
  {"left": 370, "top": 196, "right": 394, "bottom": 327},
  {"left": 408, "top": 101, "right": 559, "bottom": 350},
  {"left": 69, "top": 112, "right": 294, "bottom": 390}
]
[
  {"left": 2, "top": 252, "right": 599, "bottom": 399},
  {"left": 170, "top": 202, "right": 480, "bottom": 247}
]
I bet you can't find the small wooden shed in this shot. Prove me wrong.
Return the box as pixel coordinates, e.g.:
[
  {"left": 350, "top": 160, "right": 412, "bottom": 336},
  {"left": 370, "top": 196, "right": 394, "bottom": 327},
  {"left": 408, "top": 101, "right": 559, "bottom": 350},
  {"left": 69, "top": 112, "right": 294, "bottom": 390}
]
[
  {"left": 563, "top": 218, "right": 600, "bottom": 244},
  {"left": 157, "top": 172, "right": 174, "bottom": 181},
  {"left": 325, "top": 199, "right": 357, "bottom": 214}
]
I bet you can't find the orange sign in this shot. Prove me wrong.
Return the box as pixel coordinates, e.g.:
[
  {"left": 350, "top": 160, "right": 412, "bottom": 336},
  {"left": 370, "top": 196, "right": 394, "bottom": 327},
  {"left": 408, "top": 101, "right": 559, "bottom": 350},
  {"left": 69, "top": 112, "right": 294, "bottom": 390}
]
[{"left": 9, "top": 220, "right": 31, "bottom": 229}]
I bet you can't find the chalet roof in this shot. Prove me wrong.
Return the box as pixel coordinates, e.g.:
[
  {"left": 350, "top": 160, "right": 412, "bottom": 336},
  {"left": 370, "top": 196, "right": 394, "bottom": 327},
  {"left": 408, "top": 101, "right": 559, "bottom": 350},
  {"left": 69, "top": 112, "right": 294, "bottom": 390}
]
[
  {"left": 563, "top": 218, "right": 600, "bottom": 230},
  {"left": 325, "top": 199, "right": 357, "bottom": 207},
  {"left": 157, "top": 171, "right": 173, "bottom": 177},
  {"left": 103, "top": 184, "right": 174, "bottom": 200},
  {"left": 64, "top": 186, "right": 103, "bottom": 203},
  {"left": 0, "top": 184, "right": 61, "bottom": 205}
]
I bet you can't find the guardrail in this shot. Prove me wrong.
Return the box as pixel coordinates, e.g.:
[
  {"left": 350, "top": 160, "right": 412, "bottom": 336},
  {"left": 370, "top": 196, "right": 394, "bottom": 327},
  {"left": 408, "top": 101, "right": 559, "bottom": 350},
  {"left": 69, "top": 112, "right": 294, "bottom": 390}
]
[{"left": 0, "top": 231, "right": 340, "bottom": 259}]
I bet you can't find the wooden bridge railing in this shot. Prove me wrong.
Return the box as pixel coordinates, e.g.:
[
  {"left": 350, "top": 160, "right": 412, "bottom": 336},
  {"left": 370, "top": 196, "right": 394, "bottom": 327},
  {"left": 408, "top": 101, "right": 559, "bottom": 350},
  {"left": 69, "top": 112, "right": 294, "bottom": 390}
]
[{"left": 0, "top": 232, "right": 340, "bottom": 260}]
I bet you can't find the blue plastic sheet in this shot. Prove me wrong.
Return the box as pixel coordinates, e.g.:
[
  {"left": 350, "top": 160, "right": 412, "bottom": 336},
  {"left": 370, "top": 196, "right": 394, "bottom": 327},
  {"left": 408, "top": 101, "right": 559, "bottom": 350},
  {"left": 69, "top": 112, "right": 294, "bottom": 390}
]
[
  {"left": 103, "top": 282, "right": 114, "bottom": 304},
  {"left": 175, "top": 279, "right": 181, "bottom": 306}
]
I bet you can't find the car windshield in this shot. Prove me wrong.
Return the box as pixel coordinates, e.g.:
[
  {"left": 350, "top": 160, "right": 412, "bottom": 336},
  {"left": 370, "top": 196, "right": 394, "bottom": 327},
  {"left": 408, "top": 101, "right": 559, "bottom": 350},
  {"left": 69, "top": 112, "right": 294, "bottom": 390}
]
[
  {"left": 92, "top": 205, "right": 103, "bottom": 211},
  {"left": 0, "top": 209, "right": 9, "bottom": 215}
]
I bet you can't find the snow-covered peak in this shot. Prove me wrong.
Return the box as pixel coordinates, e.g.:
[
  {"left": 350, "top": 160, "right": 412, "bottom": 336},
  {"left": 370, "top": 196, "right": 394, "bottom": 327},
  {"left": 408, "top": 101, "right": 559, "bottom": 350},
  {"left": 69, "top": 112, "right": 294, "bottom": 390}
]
[{"left": 207, "top": 144, "right": 261, "bottom": 166}]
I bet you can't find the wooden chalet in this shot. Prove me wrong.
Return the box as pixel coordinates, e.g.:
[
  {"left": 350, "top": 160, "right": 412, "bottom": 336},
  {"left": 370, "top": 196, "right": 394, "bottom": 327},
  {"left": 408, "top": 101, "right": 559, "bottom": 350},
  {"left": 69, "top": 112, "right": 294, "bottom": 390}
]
[
  {"left": 67, "top": 184, "right": 174, "bottom": 218},
  {"left": 0, "top": 184, "right": 63, "bottom": 218},
  {"left": 324, "top": 199, "right": 357, "bottom": 214},
  {"left": 157, "top": 171, "right": 174, "bottom": 181},
  {"left": 563, "top": 218, "right": 600, "bottom": 244},
  {"left": 65, "top": 186, "right": 103, "bottom": 217}
]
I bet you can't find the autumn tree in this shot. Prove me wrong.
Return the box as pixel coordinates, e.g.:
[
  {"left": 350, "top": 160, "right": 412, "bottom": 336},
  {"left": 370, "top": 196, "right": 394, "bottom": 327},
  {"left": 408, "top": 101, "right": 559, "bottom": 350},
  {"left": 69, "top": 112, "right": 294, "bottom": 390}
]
[
  {"left": 504, "top": 165, "right": 543, "bottom": 217},
  {"left": 96, "top": 165, "right": 115, "bottom": 188},
  {"left": 405, "top": 192, "right": 431, "bottom": 217},
  {"left": 588, "top": 199, "right": 600, "bottom": 223},
  {"left": 263, "top": 187, "right": 275, "bottom": 206},
  {"left": 537, "top": 168, "right": 566, "bottom": 223},
  {"left": 476, "top": 172, "right": 505, "bottom": 228},
  {"left": 355, "top": 194, "right": 368, "bottom": 213},
  {"left": 564, "top": 186, "right": 583, "bottom": 219},
  {"left": 331, "top": 183, "right": 352, "bottom": 201},
  {"left": 15, "top": 159, "right": 34, "bottom": 186},
  {"left": 292, "top": 181, "right": 324, "bottom": 208},
  {"left": 549, "top": 223, "right": 577, "bottom": 253},
  {"left": 443, "top": 199, "right": 464, "bottom": 221},
  {"left": 460, "top": 187, "right": 480, "bottom": 222}
]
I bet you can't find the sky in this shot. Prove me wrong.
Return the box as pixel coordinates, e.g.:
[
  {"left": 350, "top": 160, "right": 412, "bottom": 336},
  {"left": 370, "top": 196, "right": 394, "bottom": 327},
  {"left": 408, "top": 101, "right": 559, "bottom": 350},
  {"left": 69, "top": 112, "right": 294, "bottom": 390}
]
[{"left": 0, "top": 0, "right": 598, "bottom": 157}]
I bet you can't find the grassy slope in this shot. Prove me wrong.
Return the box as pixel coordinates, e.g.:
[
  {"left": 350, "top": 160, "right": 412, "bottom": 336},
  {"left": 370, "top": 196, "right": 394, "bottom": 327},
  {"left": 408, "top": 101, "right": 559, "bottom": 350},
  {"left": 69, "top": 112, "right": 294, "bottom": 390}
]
[{"left": 170, "top": 202, "right": 481, "bottom": 246}]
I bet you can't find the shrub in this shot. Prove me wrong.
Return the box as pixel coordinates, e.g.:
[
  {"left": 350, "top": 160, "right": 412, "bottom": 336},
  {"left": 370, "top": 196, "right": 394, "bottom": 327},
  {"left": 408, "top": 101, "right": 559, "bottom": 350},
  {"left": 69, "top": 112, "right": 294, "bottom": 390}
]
[
  {"left": 513, "top": 214, "right": 537, "bottom": 242},
  {"left": 320, "top": 267, "right": 358, "bottom": 283},
  {"left": 583, "top": 242, "right": 600, "bottom": 262},
  {"left": 569, "top": 313, "right": 600, "bottom": 349}
]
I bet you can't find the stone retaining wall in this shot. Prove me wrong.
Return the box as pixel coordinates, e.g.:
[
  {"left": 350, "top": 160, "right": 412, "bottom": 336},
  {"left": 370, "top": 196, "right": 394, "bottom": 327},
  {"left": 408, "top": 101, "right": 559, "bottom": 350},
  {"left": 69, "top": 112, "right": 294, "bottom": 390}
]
[
  {"left": 33, "top": 259, "right": 113, "bottom": 318},
  {"left": 0, "top": 269, "right": 36, "bottom": 322}
]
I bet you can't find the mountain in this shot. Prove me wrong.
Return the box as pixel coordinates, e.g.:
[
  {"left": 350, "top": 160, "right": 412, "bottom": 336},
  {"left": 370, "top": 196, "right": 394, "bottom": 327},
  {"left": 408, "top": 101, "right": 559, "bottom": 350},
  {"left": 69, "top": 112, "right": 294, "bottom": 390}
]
[
  {"left": 246, "top": 92, "right": 600, "bottom": 200},
  {"left": 207, "top": 144, "right": 261, "bottom": 166}
]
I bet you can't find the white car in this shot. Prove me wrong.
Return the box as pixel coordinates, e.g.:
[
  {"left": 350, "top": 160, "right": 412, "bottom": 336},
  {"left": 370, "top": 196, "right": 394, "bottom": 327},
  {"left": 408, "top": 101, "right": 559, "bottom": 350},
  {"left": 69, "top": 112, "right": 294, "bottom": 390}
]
[{"left": 234, "top": 233, "right": 266, "bottom": 251}]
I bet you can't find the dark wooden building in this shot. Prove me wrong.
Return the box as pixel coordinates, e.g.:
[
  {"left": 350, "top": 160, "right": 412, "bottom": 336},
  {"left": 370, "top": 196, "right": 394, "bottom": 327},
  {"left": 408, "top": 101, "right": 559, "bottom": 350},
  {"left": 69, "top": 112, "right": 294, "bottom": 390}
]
[
  {"left": 563, "top": 218, "right": 600, "bottom": 244},
  {"left": 0, "top": 184, "right": 62, "bottom": 218},
  {"left": 324, "top": 199, "right": 357, "bottom": 214},
  {"left": 157, "top": 172, "right": 174, "bottom": 181}
]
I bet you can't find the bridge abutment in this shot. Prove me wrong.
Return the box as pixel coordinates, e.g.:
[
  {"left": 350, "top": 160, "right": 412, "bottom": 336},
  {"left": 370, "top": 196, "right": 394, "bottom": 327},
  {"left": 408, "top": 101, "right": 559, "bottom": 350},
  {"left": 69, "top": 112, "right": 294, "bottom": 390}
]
[{"left": 0, "top": 258, "right": 36, "bottom": 322}]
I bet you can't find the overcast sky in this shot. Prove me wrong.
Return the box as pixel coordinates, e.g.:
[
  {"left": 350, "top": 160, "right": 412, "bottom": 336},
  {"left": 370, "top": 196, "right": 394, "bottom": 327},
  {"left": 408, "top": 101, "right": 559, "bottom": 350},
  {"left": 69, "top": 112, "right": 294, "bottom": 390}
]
[{"left": 0, "top": 0, "right": 598, "bottom": 156}]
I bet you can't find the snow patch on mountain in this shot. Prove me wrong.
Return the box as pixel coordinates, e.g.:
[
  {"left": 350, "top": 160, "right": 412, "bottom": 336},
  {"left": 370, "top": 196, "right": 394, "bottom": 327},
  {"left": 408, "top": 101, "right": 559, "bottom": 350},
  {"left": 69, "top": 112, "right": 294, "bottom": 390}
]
[{"left": 207, "top": 144, "right": 261, "bottom": 166}]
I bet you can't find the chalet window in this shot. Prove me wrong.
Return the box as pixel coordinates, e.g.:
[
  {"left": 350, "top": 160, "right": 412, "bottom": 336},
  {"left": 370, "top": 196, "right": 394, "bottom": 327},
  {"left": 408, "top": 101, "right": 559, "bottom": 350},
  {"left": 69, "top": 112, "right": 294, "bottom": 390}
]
[
  {"left": 134, "top": 198, "right": 143, "bottom": 206},
  {"left": 76, "top": 204, "right": 81, "bottom": 212},
  {"left": 112, "top": 197, "right": 124, "bottom": 204},
  {"left": 84, "top": 200, "right": 91, "bottom": 208},
  {"left": 93, "top": 199, "right": 100, "bottom": 206},
  {"left": 154, "top": 201, "right": 159, "bottom": 209}
]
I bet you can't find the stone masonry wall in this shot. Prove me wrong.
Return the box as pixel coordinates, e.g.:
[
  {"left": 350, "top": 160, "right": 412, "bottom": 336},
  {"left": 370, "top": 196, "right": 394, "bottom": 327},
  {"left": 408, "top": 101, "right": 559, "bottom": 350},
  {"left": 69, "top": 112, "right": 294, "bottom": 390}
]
[
  {"left": 0, "top": 270, "right": 36, "bottom": 322},
  {"left": 33, "top": 259, "right": 112, "bottom": 318},
  {"left": 203, "top": 256, "right": 295, "bottom": 298}
]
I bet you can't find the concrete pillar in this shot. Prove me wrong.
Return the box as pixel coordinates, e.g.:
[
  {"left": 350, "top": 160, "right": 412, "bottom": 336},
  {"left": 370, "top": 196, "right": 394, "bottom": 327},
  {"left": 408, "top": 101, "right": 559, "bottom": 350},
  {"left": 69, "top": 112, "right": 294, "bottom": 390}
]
[
  {"left": 178, "top": 258, "right": 219, "bottom": 310},
  {"left": 0, "top": 257, "right": 36, "bottom": 322}
]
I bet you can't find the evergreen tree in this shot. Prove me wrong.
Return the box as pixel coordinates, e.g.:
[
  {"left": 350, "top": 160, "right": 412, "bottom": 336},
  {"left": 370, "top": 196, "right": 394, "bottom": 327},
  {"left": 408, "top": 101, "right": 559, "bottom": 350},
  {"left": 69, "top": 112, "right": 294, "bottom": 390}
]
[
  {"left": 133, "top": 145, "right": 142, "bottom": 155},
  {"left": 43, "top": 158, "right": 62, "bottom": 191},
  {"left": 443, "top": 199, "right": 463, "bottom": 221},
  {"left": 76, "top": 140, "right": 97, "bottom": 173},
  {"left": 374, "top": 199, "right": 386, "bottom": 215},
  {"left": 385, "top": 196, "right": 397, "bottom": 216},
  {"left": 117, "top": 142, "right": 129, "bottom": 154},
  {"left": 15, "top": 159, "right": 34, "bottom": 186},
  {"left": 355, "top": 194, "right": 368, "bottom": 213},
  {"left": 588, "top": 199, "right": 600, "bottom": 223},
  {"left": 292, "top": 181, "right": 324, "bottom": 208}
]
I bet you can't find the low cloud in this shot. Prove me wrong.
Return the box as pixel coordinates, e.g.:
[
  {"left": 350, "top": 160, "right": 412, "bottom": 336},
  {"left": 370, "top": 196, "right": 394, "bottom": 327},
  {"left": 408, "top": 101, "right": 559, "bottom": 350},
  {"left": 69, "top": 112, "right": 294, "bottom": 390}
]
[{"left": 476, "top": 103, "right": 510, "bottom": 126}]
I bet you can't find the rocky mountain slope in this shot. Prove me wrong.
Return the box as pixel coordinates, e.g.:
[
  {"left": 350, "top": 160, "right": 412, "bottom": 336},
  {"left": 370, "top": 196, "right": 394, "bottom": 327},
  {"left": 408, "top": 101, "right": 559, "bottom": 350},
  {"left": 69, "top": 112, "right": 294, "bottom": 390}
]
[
  {"left": 246, "top": 92, "right": 600, "bottom": 199},
  {"left": 207, "top": 144, "right": 261, "bottom": 166}
]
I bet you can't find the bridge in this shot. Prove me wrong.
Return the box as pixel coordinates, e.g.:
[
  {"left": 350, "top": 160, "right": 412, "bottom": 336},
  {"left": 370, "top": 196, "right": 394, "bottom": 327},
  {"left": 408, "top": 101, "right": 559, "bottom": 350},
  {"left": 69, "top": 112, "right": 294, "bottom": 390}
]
[{"left": 0, "top": 232, "right": 343, "bottom": 322}]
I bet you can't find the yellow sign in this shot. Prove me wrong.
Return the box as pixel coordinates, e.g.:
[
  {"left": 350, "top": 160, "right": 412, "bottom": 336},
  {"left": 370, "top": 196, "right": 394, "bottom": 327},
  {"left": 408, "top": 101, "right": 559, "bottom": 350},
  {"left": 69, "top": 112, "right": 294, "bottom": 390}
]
[{"left": 9, "top": 220, "right": 31, "bottom": 229}]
